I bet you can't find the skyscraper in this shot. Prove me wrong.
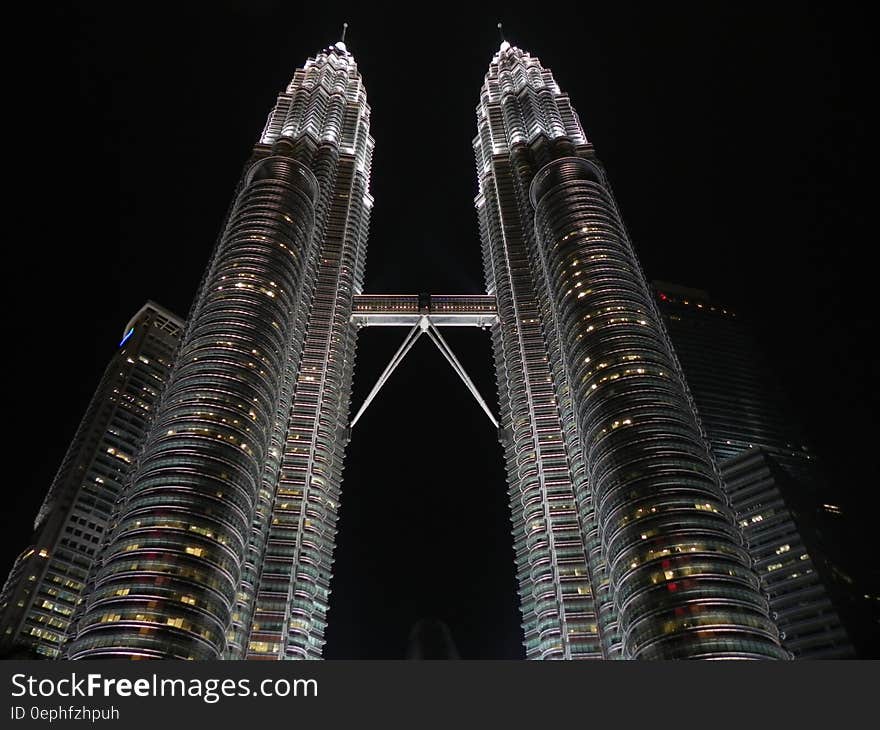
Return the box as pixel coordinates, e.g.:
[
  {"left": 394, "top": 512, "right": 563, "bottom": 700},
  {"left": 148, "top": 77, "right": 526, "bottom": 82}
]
[
  {"left": 653, "top": 282, "right": 854, "bottom": 657},
  {"left": 0, "top": 302, "right": 183, "bottom": 657},
  {"left": 472, "top": 39, "right": 787, "bottom": 659},
  {"left": 240, "top": 36, "right": 374, "bottom": 660},
  {"left": 65, "top": 37, "right": 374, "bottom": 660},
  {"left": 40, "top": 33, "right": 787, "bottom": 660}
]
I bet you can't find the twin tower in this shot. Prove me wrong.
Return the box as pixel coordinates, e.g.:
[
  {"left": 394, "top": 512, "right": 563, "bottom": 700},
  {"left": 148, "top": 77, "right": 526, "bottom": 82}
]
[{"left": 64, "top": 37, "right": 788, "bottom": 660}]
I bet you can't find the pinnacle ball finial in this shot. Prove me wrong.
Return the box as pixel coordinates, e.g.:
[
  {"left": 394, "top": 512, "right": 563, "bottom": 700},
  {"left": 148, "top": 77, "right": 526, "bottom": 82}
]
[{"left": 341, "top": 21, "right": 348, "bottom": 43}]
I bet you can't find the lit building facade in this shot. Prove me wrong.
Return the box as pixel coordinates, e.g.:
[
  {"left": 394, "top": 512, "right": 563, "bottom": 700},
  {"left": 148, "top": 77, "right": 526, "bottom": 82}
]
[
  {"left": 473, "top": 41, "right": 787, "bottom": 658},
  {"left": 0, "top": 302, "right": 183, "bottom": 657},
  {"left": 653, "top": 282, "right": 853, "bottom": 657},
  {"left": 65, "top": 39, "right": 374, "bottom": 660},
  {"left": 12, "top": 36, "right": 799, "bottom": 661}
]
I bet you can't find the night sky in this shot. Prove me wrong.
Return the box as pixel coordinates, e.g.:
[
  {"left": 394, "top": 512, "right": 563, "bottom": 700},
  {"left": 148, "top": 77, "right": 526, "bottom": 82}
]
[{"left": 6, "top": 3, "right": 875, "bottom": 658}]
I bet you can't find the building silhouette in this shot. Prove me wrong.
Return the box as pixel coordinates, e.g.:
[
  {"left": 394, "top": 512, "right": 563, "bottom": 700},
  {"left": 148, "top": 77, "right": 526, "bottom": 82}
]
[
  {"left": 0, "top": 34, "right": 796, "bottom": 660},
  {"left": 406, "top": 618, "right": 461, "bottom": 660},
  {"left": 0, "top": 303, "right": 182, "bottom": 657},
  {"left": 653, "top": 282, "right": 853, "bottom": 657}
]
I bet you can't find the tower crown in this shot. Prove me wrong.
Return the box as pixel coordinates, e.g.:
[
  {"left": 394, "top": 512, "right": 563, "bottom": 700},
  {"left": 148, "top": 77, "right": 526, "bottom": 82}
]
[
  {"left": 258, "top": 37, "right": 372, "bottom": 162},
  {"left": 474, "top": 43, "right": 588, "bottom": 164}
]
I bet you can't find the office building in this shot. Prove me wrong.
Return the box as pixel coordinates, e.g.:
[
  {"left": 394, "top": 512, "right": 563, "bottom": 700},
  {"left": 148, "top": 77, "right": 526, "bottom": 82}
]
[
  {"left": 654, "top": 282, "right": 853, "bottom": 657},
  {"left": 0, "top": 303, "right": 182, "bottom": 657}
]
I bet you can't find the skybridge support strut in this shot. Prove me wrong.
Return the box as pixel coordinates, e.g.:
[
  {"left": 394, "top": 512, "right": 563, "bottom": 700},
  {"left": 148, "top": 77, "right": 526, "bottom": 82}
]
[
  {"left": 422, "top": 319, "right": 499, "bottom": 429},
  {"left": 349, "top": 314, "right": 499, "bottom": 431}
]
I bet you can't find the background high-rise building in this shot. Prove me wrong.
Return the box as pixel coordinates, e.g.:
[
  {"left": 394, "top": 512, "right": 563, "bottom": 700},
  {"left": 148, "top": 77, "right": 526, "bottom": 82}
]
[
  {"left": 652, "top": 282, "right": 855, "bottom": 657},
  {"left": 0, "top": 302, "right": 182, "bottom": 657},
  {"left": 720, "top": 450, "right": 853, "bottom": 657},
  {"left": 652, "top": 281, "right": 811, "bottom": 464}
]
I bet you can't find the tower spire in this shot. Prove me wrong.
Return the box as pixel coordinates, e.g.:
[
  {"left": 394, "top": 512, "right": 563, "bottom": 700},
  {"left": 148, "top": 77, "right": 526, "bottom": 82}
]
[
  {"left": 497, "top": 22, "right": 510, "bottom": 52},
  {"left": 334, "top": 21, "right": 349, "bottom": 52}
]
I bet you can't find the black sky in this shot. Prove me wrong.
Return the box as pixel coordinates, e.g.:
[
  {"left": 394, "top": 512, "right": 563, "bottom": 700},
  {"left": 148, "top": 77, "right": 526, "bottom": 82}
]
[{"left": 5, "top": 3, "right": 875, "bottom": 658}]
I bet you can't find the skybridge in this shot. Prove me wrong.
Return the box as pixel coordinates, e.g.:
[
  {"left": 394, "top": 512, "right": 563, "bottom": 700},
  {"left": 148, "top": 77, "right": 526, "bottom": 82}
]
[{"left": 349, "top": 294, "right": 499, "bottom": 429}]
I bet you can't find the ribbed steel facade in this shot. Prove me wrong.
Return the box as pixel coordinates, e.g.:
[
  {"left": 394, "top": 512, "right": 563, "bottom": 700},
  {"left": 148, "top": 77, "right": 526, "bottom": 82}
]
[
  {"left": 0, "top": 303, "right": 183, "bottom": 657},
  {"left": 1, "top": 36, "right": 803, "bottom": 661},
  {"left": 475, "top": 42, "right": 787, "bottom": 658},
  {"left": 65, "top": 41, "right": 373, "bottom": 660},
  {"left": 244, "top": 43, "right": 373, "bottom": 659}
]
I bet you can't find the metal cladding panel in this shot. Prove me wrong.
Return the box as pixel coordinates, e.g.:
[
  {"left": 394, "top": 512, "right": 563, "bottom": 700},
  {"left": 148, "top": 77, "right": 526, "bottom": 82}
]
[{"left": 475, "top": 46, "right": 604, "bottom": 660}]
